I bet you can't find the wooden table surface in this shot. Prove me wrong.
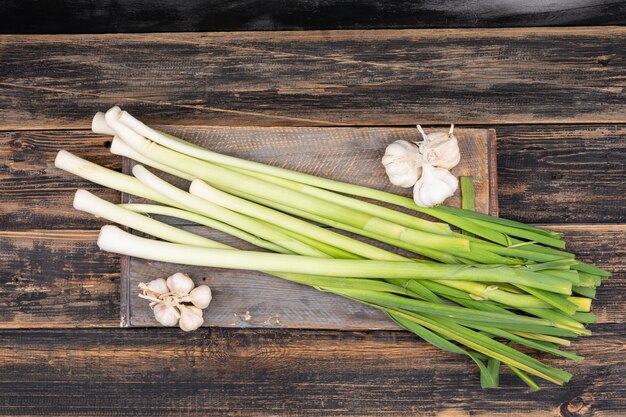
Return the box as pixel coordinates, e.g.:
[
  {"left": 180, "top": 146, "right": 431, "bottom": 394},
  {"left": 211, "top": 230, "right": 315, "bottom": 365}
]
[{"left": 1, "top": 2, "right": 625, "bottom": 416}]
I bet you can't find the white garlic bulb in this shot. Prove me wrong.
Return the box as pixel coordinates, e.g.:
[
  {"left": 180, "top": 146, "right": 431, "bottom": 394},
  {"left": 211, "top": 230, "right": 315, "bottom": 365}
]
[
  {"left": 413, "top": 164, "right": 459, "bottom": 207},
  {"left": 416, "top": 124, "right": 461, "bottom": 170},
  {"left": 138, "top": 272, "right": 212, "bottom": 332},
  {"left": 382, "top": 125, "right": 461, "bottom": 196},
  {"left": 381, "top": 140, "right": 423, "bottom": 188},
  {"left": 178, "top": 305, "right": 204, "bottom": 332},
  {"left": 153, "top": 303, "right": 180, "bottom": 327}
]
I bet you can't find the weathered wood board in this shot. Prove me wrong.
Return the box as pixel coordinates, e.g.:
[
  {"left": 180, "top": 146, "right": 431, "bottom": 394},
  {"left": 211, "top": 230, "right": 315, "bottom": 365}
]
[
  {"left": 1, "top": 28, "right": 624, "bottom": 130},
  {"left": 121, "top": 126, "right": 497, "bottom": 328},
  {"left": 2, "top": 323, "right": 625, "bottom": 416}
]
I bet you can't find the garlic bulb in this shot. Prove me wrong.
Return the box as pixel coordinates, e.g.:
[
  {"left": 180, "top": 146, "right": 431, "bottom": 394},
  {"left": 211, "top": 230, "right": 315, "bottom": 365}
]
[
  {"left": 416, "top": 124, "right": 460, "bottom": 170},
  {"left": 381, "top": 140, "right": 423, "bottom": 188},
  {"left": 380, "top": 124, "right": 461, "bottom": 207},
  {"left": 413, "top": 164, "right": 459, "bottom": 207},
  {"left": 138, "top": 272, "right": 212, "bottom": 332}
]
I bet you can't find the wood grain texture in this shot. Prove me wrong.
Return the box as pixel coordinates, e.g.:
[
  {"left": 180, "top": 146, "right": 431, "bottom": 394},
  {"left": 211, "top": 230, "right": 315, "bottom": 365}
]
[
  {"left": 0, "top": 130, "right": 119, "bottom": 230},
  {"left": 5, "top": 126, "right": 475, "bottom": 230},
  {"left": 497, "top": 125, "right": 626, "bottom": 224},
  {"left": 0, "top": 230, "right": 119, "bottom": 327},
  {"left": 0, "top": 225, "right": 623, "bottom": 329},
  {"left": 2, "top": 125, "right": 623, "bottom": 232},
  {"left": 2, "top": 0, "right": 624, "bottom": 34},
  {"left": 1, "top": 28, "right": 625, "bottom": 129},
  {"left": 0, "top": 325, "right": 623, "bottom": 415}
]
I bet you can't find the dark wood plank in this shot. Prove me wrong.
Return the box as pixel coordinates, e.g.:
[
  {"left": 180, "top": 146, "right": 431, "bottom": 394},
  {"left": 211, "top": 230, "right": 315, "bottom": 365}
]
[
  {"left": 0, "top": 325, "right": 623, "bottom": 415},
  {"left": 2, "top": 125, "right": 624, "bottom": 231},
  {"left": 0, "top": 230, "right": 119, "bottom": 328},
  {"left": 2, "top": 0, "right": 625, "bottom": 34},
  {"left": 0, "top": 130, "right": 119, "bottom": 230},
  {"left": 0, "top": 225, "right": 623, "bottom": 329},
  {"left": 1, "top": 28, "right": 624, "bottom": 129},
  {"left": 497, "top": 125, "right": 626, "bottom": 224}
]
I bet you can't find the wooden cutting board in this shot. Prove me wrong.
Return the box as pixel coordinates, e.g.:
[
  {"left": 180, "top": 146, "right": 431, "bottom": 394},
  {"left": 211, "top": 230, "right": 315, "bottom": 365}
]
[{"left": 120, "top": 126, "right": 497, "bottom": 329}]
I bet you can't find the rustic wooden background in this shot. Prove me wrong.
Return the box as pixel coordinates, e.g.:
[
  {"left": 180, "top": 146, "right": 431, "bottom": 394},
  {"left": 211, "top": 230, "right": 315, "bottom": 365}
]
[{"left": 0, "top": 2, "right": 625, "bottom": 416}]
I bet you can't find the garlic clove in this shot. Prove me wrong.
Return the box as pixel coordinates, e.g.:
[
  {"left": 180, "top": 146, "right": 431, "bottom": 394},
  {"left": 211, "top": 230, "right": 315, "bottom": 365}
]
[
  {"left": 382, "top": 140, "right": 423, "bottom": 188},
  {"left": 153, "top": 303, "right": 180, "bottom": 327},
  {"left": 188, "top": 306, "right": 203, "bottom": 317},
  {"left": 187, "top": 285, "right": 212, "bottom": 309},
  {"left": 415, "top": 124, "right": 461, "bottom": 170},
  {"left": 145, "top": 278, "right": 169, "bottom": 295},
  {"left": 178, "top": 305, "right": 204, "bottom": 332},
  {"left": 413, "top": 164, "right": 458, "bottom": 207},
  {"left": 166, "top": 272, "right": 195, "bottom": 295}
]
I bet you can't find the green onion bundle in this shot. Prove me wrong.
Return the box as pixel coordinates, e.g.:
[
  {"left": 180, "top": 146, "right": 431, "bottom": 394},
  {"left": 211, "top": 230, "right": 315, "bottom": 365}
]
[{"left": 56, "top": 107, "right": 610, "bottom": 389}]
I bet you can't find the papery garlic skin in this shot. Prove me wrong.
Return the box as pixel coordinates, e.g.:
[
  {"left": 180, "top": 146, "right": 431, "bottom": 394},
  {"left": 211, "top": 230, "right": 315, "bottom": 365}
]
[
  {"left": 188, "top": 306, "right": 203, "bottom": 317},
  {"left": 153, "top": 303, "right": 180, "bottom": 327},
  {"left": 186, "top": 285, "right": 212, "bottom": 309},
  {"left": 178, "top": 305, "right": 204, "bottom": 332},
  {"left": 413, "top": 164, "right": 459, "bottom": 207},
  {"left": 416, "top": 124, "right": 461, "bottom": 170},
  {"left": 166, "top": 272, "right": 195, "bottom": 295},
  {"left": 382, "top": 140, "right": 423, "bottom": 188}
]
